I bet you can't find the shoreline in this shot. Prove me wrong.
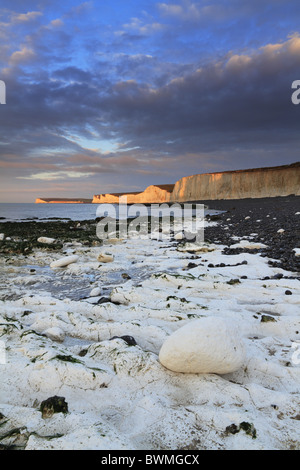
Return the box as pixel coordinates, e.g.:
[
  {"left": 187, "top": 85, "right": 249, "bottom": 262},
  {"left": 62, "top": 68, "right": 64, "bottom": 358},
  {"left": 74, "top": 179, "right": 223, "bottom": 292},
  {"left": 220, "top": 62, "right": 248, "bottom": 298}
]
[
  {"left": 0, "top": 195, "right": 299, "bottom": 450},
  {"left": 1, "top": 195, "right": 299, "bottom": 273}
]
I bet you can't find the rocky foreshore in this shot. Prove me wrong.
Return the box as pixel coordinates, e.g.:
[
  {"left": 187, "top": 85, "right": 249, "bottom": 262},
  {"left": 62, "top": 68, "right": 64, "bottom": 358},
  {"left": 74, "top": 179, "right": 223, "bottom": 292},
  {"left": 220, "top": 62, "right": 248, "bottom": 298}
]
[
  {"left": 200, "top": 195, "right": 300, "bottom": 274},
  {"left": 2, "top": 196, "right": 299, "bottom": 273},
  {"left": 0, "top": 196, "right": 299, "bottom": 450}
]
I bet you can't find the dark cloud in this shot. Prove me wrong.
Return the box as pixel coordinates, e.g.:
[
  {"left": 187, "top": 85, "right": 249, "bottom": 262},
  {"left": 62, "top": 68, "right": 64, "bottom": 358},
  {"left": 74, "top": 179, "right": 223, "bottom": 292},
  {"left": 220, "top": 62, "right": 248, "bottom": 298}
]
[
  {"left": 95, "top": 36, "right": 300, "bottom": 148},
  {"left": 0, "top": 1, "right": 300, "bottom": 201}
]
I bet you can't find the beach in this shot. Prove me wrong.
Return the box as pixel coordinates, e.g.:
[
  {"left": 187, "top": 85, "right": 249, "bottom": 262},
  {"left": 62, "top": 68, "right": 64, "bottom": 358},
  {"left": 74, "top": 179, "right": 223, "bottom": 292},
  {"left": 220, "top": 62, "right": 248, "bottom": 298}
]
[{"left": 0, "top": 196, "right": 299, "bottom": 450}]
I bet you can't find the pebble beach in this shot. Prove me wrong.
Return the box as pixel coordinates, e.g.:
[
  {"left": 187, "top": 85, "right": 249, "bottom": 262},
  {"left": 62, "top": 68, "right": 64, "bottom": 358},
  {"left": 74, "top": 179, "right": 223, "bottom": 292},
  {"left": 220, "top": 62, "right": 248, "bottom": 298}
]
[{"left": 0, "top": 196, "right": 299, "bottom": 450}]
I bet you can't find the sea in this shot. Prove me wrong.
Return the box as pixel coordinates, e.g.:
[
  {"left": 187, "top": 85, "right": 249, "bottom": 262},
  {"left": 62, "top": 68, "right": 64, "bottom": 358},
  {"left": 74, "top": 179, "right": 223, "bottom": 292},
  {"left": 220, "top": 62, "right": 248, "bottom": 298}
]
[
  {"left": 0, "top": 203, "right": 219, "bottom": 222},
  {"left": 0, "top": 203, "right": 102, "bottom": 222}
]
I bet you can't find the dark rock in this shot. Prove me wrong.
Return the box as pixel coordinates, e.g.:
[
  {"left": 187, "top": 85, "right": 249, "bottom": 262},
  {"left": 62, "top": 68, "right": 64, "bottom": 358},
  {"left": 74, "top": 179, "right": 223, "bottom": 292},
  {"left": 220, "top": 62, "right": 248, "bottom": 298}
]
[
  {"left": 187, "top": 262, "right": 198, "bottom": 269},
  {"left": 261, "top": 315, "right": 276, "bottom": 323},
  {"left": 97, "top": 297, "right": 112, "bottom": 304},
  {"left": 201, "top": 196, "right": 300, "bottom": 274},
  {"left": 78, "top": 349, "right": 88, "bottom": 357},
  {"left": 225, "top": 423, "right": 240, "bottom": 435},
  {"left": 40, "top": 396, "right": 68, "bottom": 419},
  {"left": 121, "top": 273, "right": 131, "bottom": 279},
  {"left": 227, "top": 278, "right": 241, "bottom": 285},
  {"left": 110, "top": 335, "right": 137, "bottom": 346},
  {"left": 274, "top": 273, "right": 283, "bottom": 279}
]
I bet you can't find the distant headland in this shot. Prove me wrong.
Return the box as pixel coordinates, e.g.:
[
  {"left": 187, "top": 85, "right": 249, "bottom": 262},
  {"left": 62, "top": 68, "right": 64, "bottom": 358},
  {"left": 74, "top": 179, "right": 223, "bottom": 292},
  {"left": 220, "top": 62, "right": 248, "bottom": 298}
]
[
  {"left": 35, "top": 198, "right": 92, "bottom": 204},
  {"left": 36, "top": 162, "right": 300, "bottom": 204}
]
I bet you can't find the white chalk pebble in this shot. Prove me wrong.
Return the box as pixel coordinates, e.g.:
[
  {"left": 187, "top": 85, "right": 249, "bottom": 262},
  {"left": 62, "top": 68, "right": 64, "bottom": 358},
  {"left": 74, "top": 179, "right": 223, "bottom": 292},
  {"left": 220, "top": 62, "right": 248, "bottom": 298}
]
[
  {"left": 0, "top": 233, "right": 4, "bottom": 241},
  {"left": 174, "top": 232, "right": 184, "bottom": 240},
  {"left": 97, "top": 253, "right": 114, "bottom": 263},
  {"left": 159, "top": 317, "right": 246, "bottom": 374},
  {"left": 37, "top": 237, "right": 55, "bottom": 244},
  {"left": 50, "top": 255, "right": 79, "bottom": 268},
  {"left": 90, "top": 287, "right": 101, "bottom": 297}
]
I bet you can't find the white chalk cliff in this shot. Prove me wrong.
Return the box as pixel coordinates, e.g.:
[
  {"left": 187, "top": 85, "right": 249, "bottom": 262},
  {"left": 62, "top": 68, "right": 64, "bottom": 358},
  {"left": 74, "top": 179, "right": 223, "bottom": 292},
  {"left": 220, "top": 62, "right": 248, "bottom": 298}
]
[
  {"left": 170, "top": 162, "right": 300, "bottom": 202},
  {"left": 36, "top": 162, "right": 300, "bottom": 204},
  {"left": 92, "top": 163, "right": 299, "bottom": 204}
]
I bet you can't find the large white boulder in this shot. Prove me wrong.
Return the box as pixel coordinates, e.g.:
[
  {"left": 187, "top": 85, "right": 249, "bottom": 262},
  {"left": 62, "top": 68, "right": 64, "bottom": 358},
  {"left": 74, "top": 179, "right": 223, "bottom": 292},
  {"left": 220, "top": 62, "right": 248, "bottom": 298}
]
[
  {"left": 50, "top": 255, "right": 79, "bottom": 268},
  {"left": 159, "top": 317, "right": 246, "bottom": 374}
]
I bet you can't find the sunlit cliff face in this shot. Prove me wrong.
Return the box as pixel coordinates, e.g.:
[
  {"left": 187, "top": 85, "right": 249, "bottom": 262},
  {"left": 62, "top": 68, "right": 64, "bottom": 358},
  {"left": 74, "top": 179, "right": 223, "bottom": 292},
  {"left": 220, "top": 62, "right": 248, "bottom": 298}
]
[
  {"left": 92, "top": 185, "right": 174, "bottom": 204},
  {"left": 170, "top": 164, "right": 300, "bottom": 202},
  {"left": 82, "top": 164, "right": 300, "bottom": 204}
]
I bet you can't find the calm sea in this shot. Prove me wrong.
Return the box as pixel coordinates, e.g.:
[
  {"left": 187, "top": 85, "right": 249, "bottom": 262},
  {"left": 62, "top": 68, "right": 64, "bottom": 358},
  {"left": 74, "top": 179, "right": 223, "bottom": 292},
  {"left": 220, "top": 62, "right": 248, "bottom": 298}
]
[
  {"left": 0, "top": 203, "right": 218, "bottom": 222},
  {"left": 0, "top": 203, "right": 101, "bottom": 222}
]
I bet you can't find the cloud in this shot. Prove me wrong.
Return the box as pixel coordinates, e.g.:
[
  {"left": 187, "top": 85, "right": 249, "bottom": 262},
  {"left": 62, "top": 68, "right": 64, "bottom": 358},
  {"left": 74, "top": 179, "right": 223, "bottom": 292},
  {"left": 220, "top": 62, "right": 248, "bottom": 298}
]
[
  {"left": 17, "top": 170, "right": 94, "bottom": 180},
  {"left": 1, "top": 34, "right": 299, "bottom": 186},
  {"left": 9, "top": 46, "right": 36, "bottom": 64},
  {"left": 1, "top": 1, "right": 300, "bottom": 202},
  {"left": 119, "top": 15, "right": 165, "bottom": 37},
  {"left": 12, "top": 11, "right": 43, "bottom": 23},
  {"left": 157, "top": 1, "right": 204, "bottom": 21}
]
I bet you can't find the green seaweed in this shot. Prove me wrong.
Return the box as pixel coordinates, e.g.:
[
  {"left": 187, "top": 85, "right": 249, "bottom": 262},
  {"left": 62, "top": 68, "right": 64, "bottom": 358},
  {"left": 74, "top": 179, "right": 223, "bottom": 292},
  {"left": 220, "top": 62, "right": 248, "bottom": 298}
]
[{"left": 51, "top": 354, "right": 83, "bottom": 364}]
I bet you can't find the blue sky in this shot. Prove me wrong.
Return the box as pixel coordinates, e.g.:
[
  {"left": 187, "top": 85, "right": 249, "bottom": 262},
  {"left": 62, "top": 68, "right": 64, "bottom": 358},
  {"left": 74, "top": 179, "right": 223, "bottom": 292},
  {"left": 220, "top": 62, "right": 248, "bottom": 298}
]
[{"left": 0, "top": 0, "right": 299, "bottom": 202}]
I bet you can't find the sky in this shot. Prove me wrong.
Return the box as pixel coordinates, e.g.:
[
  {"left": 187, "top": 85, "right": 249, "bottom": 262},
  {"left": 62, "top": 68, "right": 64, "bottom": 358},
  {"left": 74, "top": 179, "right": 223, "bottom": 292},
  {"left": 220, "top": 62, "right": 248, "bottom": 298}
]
[{"left": 0, "top": 0, "right": 299, "bottom": 202}]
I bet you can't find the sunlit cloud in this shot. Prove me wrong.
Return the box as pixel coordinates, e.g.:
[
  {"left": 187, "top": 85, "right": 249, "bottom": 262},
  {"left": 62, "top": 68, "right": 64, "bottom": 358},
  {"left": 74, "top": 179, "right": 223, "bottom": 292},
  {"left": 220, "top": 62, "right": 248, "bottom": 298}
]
[
  {"left": 0, "top": 0, "right": 299, "bottom": 202},
  {"left": 9, "top": 46, "right": 36, "bottom": 64},
  {"left": 17, "top": 171, "right": 95, "bottom": 181},
  {"left": 12, "top": 11, "right": 43, "bottom": 23}
]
